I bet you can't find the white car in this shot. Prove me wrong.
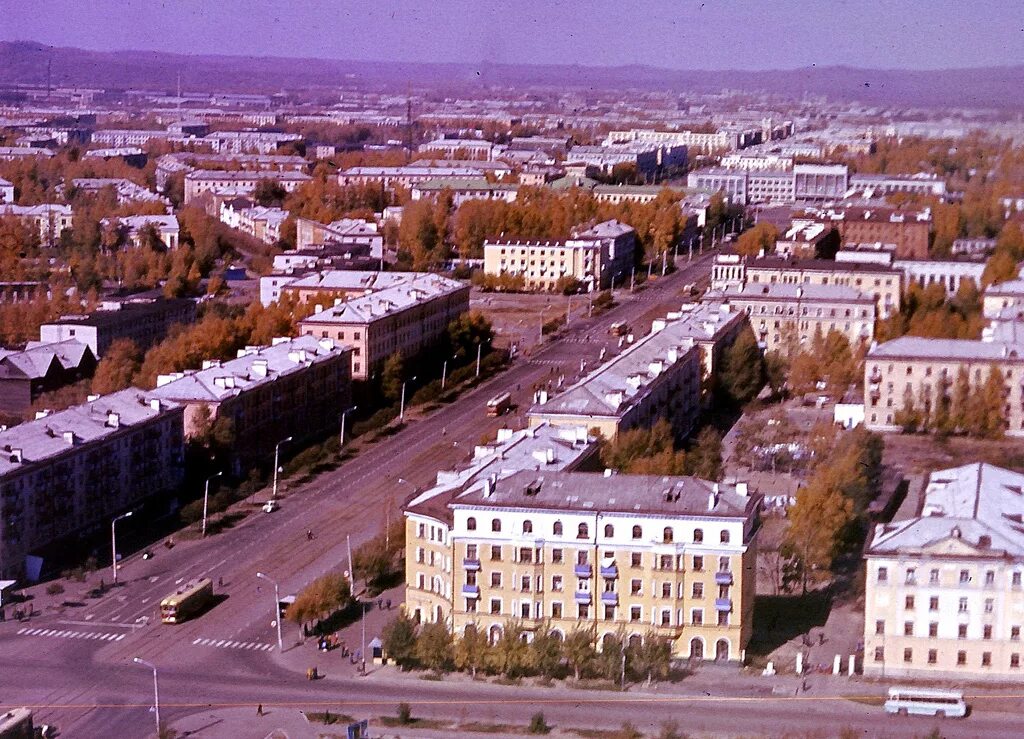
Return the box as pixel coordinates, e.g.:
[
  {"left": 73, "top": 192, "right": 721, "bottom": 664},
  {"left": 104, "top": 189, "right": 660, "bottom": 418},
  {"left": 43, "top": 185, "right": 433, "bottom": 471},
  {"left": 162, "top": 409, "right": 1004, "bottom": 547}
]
[{"left": 262, "top": 500, "right": 279, "bottom": 513}]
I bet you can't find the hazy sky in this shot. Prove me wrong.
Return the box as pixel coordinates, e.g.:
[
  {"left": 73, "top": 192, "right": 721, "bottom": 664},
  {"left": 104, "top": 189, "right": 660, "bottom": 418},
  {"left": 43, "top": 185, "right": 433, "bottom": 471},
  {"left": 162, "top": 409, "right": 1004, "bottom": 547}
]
[{"left": 1, "top": 0, "right": 1022, "bottom": 71}]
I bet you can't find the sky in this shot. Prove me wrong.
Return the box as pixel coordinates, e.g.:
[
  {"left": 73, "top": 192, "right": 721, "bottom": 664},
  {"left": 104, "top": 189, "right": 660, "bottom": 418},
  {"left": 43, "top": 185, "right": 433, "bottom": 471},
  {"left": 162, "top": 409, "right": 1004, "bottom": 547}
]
[{"left": 1, "top": 0, "right": 1023, "bottom": 71}]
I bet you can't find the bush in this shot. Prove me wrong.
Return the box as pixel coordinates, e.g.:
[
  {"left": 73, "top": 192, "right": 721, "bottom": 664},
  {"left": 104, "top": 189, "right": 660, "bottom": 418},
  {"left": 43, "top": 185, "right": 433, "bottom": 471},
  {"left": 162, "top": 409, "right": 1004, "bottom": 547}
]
[
  {"left": 46, "top": 582, "right": 65, "bottom": 595},
  {"left": 352, "top": 405, "right": 398, "bottom": 437},
  {"left": 528, "top": 712, "right": 551, "bottom": 735},
  {"left": 397, "top": 702, "right": 413, "bottom": 725},
  {"left": 410, "top": 380, "right": 442, "bottom": 405}
]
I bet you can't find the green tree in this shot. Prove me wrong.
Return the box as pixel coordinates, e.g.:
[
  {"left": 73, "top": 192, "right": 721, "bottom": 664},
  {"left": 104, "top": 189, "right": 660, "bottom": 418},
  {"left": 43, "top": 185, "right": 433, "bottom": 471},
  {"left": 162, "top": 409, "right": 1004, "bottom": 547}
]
[
  {"left": 415, "top": 621, "right": 453, "bottom": 672},
  {"left": 253, "top": 178, "right": 287, "bottom": 206},
  {"left": 382, "top": 613, "right": 419, "bottom": 669},
  {"left": 529, "top": 624, "right": 565, "bottom": 678},
  {"left": 686, "top": 427, "right": 723, "bottom": 481},
  {"left": 91, "top": 338, "right": 142, "bottom": 394},
  {"left": 454, "top": 623, "right": 490, "bottom": 677},
  {"left": 763, "top": 350, "right": 789, "bottom": 397},
  {"left": 718, "top": 327, "right": 765, "bottom": 405},
  {"left": 563, "top": 627, "right": 597, "bottom": 680},
  {"left": 490, "top": 620, "right": 532, "bottom": 678},
  {"left": 447, "top": 310, "right": 494, "bottom": 361},
  {"left": 380, "top": 352, "right": 404, "bottom": 402},
  {"left": 627, "top": 633, "right": 672, "bottom": 684}
]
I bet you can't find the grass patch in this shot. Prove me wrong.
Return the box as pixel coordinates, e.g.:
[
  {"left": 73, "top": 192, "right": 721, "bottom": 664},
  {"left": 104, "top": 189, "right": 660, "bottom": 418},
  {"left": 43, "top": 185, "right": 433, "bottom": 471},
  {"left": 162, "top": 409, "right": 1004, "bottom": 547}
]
[
  {"left": 493, "top": 676, "right": 522, "bottom": 686},
  {"left": 459, "top": 721, "right": 525, "bottom": 734},
  {"left": 419, "top": 672, "right": 444, "bottom": 681},
  {"left": 377, "top": 716, "right": 451, "bottom": 729},
  {"left": 574, "top": 679, "right": 623, "bottom": 691},
  {"left": 570, "top": 730, "right": 634, "bottom": 739},
  {"left": 306, "top": 711, "right": 355, "bottom": 725}
]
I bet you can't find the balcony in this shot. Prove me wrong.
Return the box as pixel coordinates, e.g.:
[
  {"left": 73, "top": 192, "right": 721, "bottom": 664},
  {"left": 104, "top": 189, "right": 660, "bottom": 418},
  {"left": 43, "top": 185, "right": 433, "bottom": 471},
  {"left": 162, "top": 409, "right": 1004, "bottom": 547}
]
[
  {"left": 462, "top": 584, "right": 480, "bottom": 598},
  {"left": 462, "top": 558, "right": 481, "bottom": 571},
  {"left": 869, "top": 368, "right": 882, "bottom": 383},
  {"left": 574, "top": 564, "right": 593, "bottom": 578},
  {"left": 715, "top": 571, "right": 733, "bottom": 586},
  {"left": 600, "top": 565, "right": 618, "bottom": 578},
  {"left": 715, "top": 598, "right": 732, "bottom": 612},
  {"left": 601, "top": 591, "right": 618, "bottom": 605},
  {"left": 574, "top": 591, "right": 592, "bottom": 605}
]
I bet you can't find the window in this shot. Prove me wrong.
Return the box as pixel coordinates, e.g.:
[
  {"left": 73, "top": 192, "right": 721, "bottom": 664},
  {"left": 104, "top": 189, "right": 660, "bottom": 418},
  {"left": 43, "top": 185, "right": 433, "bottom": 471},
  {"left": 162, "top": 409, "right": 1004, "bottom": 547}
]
[
  {"left": 694, "top": 528, "right": 704, "bottom": 543},
  {"left": 691, "top": 609, "right": 703, "bottom": 625},
  {"left": 720, "top": 530, "right": 730, "bottom": 544},
  {"left": 632, "top": 525, "right": 642, "bottom": 540},
  {"left": 521, "top": 575, "right": 531, "bottom": 592},
  {"left": 929, "top": 596, "right": 939, "bottom": 611},
  {"left": 904, "top": 595, "right": 915, "bottom": 610},
  {"left": 416, "top": 548, "right": 424, "bottom": 564},
  {"left": 904, "top": 622, "right": 913, "bottom": 637},
  {"left": 959, "top": 597, "right": 968, "bottom": 613},
  {"left": 877, "top": 567, "right": 888, "bottom": 583},
  {"left": 959, "top": 569, "right": 970, "bottom": 584},
  {"left": 661, "top": 609, "right": 671, "bottom": 626},
  {"left": 663, "top": 527, "right": 674, "bottom": 543},
  {"left": 519, "top": 547, "right": 533, "bottom": 563},
  {"left": 630, "top": 579, "right": 642, "bottom": 596},
  {"left": 491, "top": 572, "right": 502, "bottom": 588},
  {"left": 958, "top": 624, "right": 968, "bottom": 639},
  {"left": 552, "top": 575, "right": 563, "bottom": 592},
  {"left": 577, "top": 523, "right": 589, "bottom": 539},
  {"left": 523, "top": 520, "right": 533, "bottom": 534},
  {"left": 659, "top": 555, "right": 674, "bottom": 570},
  {"left": 982, "top": 652, "right": 992, "bottom": 667},
  {"left": 719, "top": 557, "right": 730, "bottom": 572},
  {"left": 490, "top": 598, "right": 501, "bottom": 615},
  {"left": 466, "top": 571, "right": 477, "bottom": 586},
  {"left": 551, "top": 548, "right": 563, "bottom": 564},
  {"left": 1013, "top": 654, "right": 1021, "bottom": 669},
  {"left": 551, "top": 602, "right": 562, "bottom": 618},
  {"left": 1013, "top": 626, "right": 1021, "bottom": 641},
  {"left": 717, "top": 610, "right": 729, "bottom": 626},
  {"left": 604, "top": 605, "right": 616, "bottom": 621},
  {"left": 694, "top": 583, "right": 705, "bottom": 599},
  {"left": 466, "top": 598, "right": 477, "bottom": 613},
  {"left": 662, "top": 582, "right": 672, "bottom": 599},
  {"left": 577, "top": 550, "right": 589, "bottom": 565},
  {"left": 1015, "top": 572, "right": 1022, "bottom": 587},
  {"left": 693, "top": 556, "right": 704, "bottom": 572},
  {"left": 604, "top": 524, "right": 614, "bottom": 538},
  {"left": 928, "top": 649, "right": 937, "bottom": 665},
  {"left": 929, "top": 622, "right": 938, "bottom": 638},
  {"left": 985, "top": 570, "right": 995, "bottom": 586},
  {"left": 631, "top": 552, "right": 642, "bottom": 568},
  {"left": 984, "top": 624, "right": 993, "bottom": 640},
  {"left": 905, "top": 568, "right": 916, "bottom": 585},
  {"left": 875, "top": 620, "right": 885, "bottom": 636},
  {"left": 491, "top": 518, "right": 502, "bottom": 533},
  {"left": 417, "top": 523, "right": 425, "bottom": 538},
  {"left": 553, "top": 521, "right": 563, "bottom": 536},
  {"left": 985, "top": 598, "right": 994, "bottom": 614},
  {"left": 467, "top": 517, "right": 477, "bottom": 531},
  {"left": 491, "top": 545, "right": 502, "bottom": 561},
  {"left": 957, "top": 651, "right": 967, "bottom": 666},
  {"left": 929, "top": 569, "right": 939, "bottom": 585},
  {"left": 874, "top": 647, "right": 884, "bottom": 662},
  {"left": 903, "top": 648, "right": 913, "bottom": 664}
]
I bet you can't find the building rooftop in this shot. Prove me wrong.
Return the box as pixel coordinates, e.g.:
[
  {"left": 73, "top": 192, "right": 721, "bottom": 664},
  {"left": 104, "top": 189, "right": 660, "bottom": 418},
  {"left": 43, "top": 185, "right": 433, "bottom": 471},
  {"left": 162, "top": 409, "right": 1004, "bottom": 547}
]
[
  {"left": 984, "top": 279, "right": 1024, "bottom": 297},
  {"left": 572, "top": 219, "right": 635, "bottom": 240},
  {"left": 43, "top": 298, "right": 195, "bottom": 330},
  {"left": 299, "top": 273, "right": 467, "bottom": 325},
  {"left": 0, "top": 388, "right": 179, "bottom": 477},
  {"left": 868, "top": 336, "right": 1024, "bottom": 361},
  {"left": 340, "top": 166, "right": 487, "bottom": 178},
  {"left": 0, "top": 203, "right": 72, "bottom": 217},
  {"left": 869, "top": 463, "right": 1024, "bottom": 557},
  {"left": 453, "top": 469, "right": 756, "bottom": 519},
  {"left": 149, "top": 335, "right": 347, "bottom": 404},
  {"left": 117, "top": 214, "right": 179, "bottom": 232},
  {"left": 0, "top": 340, "right": 93, "bottom": 381},
  {"left": 185, "top": 170, "right": 310, "bottom": 182},
  {"left": 412, "top": 178, "right": 519, "bottom": 192},
  {"left": 748, "top": 256, "right": 900, "bottom": 275},
  {"left": 281, "top": 270, "right": 413, "bottom": 293},
  {"left": 706, "top": 282, "right": 872, "bottom": 303}
]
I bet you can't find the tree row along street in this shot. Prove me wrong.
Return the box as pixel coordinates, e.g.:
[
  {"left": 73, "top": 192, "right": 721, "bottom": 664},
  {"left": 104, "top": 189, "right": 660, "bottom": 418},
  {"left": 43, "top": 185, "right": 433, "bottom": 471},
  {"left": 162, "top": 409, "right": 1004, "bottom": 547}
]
[{"left": 0, "top": 254, "right": 722, "bottom": 738}]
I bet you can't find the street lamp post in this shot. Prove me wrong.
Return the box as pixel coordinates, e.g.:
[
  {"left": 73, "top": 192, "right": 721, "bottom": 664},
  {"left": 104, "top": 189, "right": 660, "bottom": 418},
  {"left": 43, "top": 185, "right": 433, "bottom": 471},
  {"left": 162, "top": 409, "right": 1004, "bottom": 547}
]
[
  {"left": 133, "top": 657, "right": 160, "bottom": 736},
  {"left": 272, "top": 436, "right": 292, "bottom": 503},
  {"left": 111, "top": 511, "right": 133, "bottom": 586},
  {"left": 340, "top": 405, "right": 358, "bottom": 448},
  {"left": 399, "top": 375, "right": 417, "bottom": 423},
  {"left": 202, "top": 471, "right": 222, "bottom": 538},
  {"left": 475, "top": 341, "right": 482, "bottom": 378},
  {"left": 256, "top": 572, "right": 284, "bottom": 653}
]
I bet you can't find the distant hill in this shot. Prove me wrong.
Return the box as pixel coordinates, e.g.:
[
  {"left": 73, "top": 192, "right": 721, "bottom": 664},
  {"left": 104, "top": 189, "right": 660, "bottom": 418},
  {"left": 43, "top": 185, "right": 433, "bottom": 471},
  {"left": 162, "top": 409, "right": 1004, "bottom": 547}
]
[{"left": 2, "top": 40, "right": 1023, "bottom": 109}]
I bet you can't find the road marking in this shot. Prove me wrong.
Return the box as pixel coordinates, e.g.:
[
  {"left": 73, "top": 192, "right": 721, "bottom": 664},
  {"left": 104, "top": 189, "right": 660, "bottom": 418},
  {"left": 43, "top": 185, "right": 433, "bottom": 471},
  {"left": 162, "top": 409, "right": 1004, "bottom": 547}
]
[
  {"left": 14, "top": 627, "right": 128, "bottom": 643},
  {"left": 192, "top": 637, "right": 273, "bottom": 652}
]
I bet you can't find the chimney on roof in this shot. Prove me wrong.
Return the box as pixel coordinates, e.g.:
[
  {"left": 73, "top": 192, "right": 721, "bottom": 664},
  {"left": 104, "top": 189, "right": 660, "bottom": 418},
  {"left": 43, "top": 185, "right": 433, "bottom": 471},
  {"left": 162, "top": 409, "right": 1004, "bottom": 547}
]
[
  {"left": 252, "top": 359, "right": 269, "bottom": 378},
  {"left": 106, "top": 411, "right": 120, "bottom": 428},
  {"left": 62, "top": 431, "right": 75, "bottom": 446},
  {"left": 150, "top": 399, "right": 162, "bottom": 412},
  {"left": 9, "top": 448, "right": 22, "bottom": 463},
  {"left": 87, "top": 394, "right": 100, "bottom": 402}
]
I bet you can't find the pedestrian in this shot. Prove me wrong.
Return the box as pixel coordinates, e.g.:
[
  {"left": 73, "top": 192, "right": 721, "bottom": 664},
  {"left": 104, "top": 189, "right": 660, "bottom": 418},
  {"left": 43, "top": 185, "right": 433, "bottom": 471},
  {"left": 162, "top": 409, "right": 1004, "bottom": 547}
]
[
  {"left": 386, "top": 598, "right": 392, "bottom": 609},
  {"left": 377, "top": 598, "right": 382, "bottom": 610},
  {"left": 218, "top": 576, "right": 224, "bottom": 587},
  {"left": 257, "top": 703, "right": 264, "bottom": 716}
]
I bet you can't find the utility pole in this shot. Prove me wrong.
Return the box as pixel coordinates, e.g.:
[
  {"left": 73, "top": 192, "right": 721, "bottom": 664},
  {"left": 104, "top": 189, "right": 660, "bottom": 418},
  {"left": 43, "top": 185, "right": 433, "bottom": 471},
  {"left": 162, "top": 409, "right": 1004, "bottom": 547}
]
[
  {"left": 202, "top": 471, "right": 222, "bottom": 537},
  {"left": 347, "top": 535, "right": 355, "bottom": 593},
  {"left": 256, "top": 572, "right": 284, "bottom": 652},
  {"left": 111, "top": 511, "right": 132, "bottom": 586},
  {"left": 133, "top": 658, "right": 160, "bottom": 736},
  {"left": 475, "top": 342, "right": 482, "bottom": 378}
]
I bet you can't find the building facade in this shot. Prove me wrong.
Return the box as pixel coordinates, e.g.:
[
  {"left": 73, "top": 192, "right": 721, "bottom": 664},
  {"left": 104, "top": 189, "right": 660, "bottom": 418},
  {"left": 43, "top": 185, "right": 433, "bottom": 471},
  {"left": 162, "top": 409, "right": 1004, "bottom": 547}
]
[
  {"left": 864, "top": 463, "right": 1024, "bottom": 680},
  {"left": 39, "top": 298, "right": 197, "bottom": 357},
  {"left": 0, "top": 204, "right": 73, "bottom": 247}
]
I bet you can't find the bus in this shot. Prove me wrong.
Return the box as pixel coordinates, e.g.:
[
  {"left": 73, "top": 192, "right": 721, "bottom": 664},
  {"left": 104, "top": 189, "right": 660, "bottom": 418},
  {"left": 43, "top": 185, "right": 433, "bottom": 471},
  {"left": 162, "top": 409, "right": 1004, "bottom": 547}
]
[
  {"left": 160, "top": 577, "right": 214, "bottom": 624},
  {"left": 486, "top": 392, "right": 512, "bottom": 417},
  {"left": 884, "top": 687, "right": 967, "bottom": 718}
]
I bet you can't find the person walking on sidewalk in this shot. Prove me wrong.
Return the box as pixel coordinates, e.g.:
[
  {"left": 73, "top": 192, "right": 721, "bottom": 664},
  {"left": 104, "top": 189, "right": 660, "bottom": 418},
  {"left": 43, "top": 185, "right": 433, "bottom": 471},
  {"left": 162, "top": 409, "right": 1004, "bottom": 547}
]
[{"left": 257, "top": 703, "right": 264, "bottom": 716}]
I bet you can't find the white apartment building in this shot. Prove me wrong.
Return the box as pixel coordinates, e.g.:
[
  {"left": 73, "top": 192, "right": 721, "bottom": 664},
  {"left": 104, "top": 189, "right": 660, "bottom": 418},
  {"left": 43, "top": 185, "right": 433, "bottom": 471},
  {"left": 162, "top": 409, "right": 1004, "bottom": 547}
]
[
  {"left": 865, "top": 463, "right": 1024, "bottom": 679},
  {"left": 0, "top": 204, "right": 73, "bottom": 246}
]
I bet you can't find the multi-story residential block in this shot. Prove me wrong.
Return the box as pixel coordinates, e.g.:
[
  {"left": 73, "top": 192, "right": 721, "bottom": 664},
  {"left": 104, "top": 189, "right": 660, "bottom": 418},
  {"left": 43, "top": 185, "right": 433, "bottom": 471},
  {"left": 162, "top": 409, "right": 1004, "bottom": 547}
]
[
  {"left": 483, "top": 220, "right": 636, "bottom": 292},
  {"left": 0, "top": 389, "right": 185, "bottom": 579},
  {"left": 951, "top": 237, "right": 997, "bottom": 257},
  {"left": 772, "top": 222, "right": 839, "bottom": 259},
  {"left": 566, "top": 143, "right": 687, "bottom": 177},
  {"left": 296, "top": 217, "right": 383, "bottom": 259},
  {"left": 201, "top": 131, "right": 302, "bottom": 155},
  {"left": 0, "top": 147, "right": 56, "bottom": 162},
  {"left": 148, "top": 336, "right": 351, "bottom": 473},
  {"left": 864, "top": 463, "right": 1024, "bottom": 679},
  {"left": 711, "top": 255, "right": 902, "bottom": 319},
  {"left": 183, "top": 170, "right": 311, "bottom": 205},
  {"left": 704, "top": 282, "right": 875, "bottom": 353},
  {"left": 410, "top": 178, "right": 520, "bottom": 206},
  {"left": 90, "top": 129, "right": 179, "bottom": 148},
  {"left": 817, "top": 205, "right": 932, "bottom": 259},
  {"left": 297, "top": 274, "right": 470, "bottom": 381},
  {"left": 719, "top": 153, "right": 795, "bottom": 172},
  {"left": 404, "top": 422, "right": 600, "bottom": 625},
  {"left": 108, "top": 215, "right": 180, "bottom": 250},
  {"left": 0, "top": 204, "right": 73, "bottom": 246},
  {"left": 894, "top": 258, "right": 987, "bottom": 297},
  {"left": 604, "top": 128, "right": 758, "bottom": 154},
  {"left": 0, "top": 340, "right": 97, "bottom": 414},
  {"left": 154, "top": 152, "right": 307, "bottom": 191},
  {"left": 82, "top": 147, "right": 148, "bottom": 167},
  {"left": 417, "top": 138, "right": 495, "bottom": 160},
  {"left": 39, "top": 298, "right": 197, "bottom": 357},
  {"left": 406, "top": 469, "right": 761, "bottom": 663},
  {"left": 863, "top": 337, "right": 1024, "bottom": 436},
  {"left": 528, "top": 317, "right": 703, "bottom": 440},
  {"left": 983, "top": 278, "right": 1024, "bottom": 319},
  {"left": 849, "top": 173, "right": 947, "bottom": 200},
  {"left": 69, "top": 178, "right": 169, "bottom": 207},
  {"left": 260, "top": 270, "right": 413, "bottom": 307},
  {"left": 338, "top": 166, "right": 488, "bottom": 189},
  {"left": 687, "top": 164, "right": 848, "bottom": 205}
]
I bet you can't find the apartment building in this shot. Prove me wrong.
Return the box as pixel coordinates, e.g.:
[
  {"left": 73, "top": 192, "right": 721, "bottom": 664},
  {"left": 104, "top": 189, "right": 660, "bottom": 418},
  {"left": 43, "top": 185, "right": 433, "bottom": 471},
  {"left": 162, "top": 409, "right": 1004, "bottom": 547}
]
[
  {"left": 0, "top": 340, "right": 97, "bottom": 414},
  {"left": 863, "top": 337, "right": 1024, "bottom": 436},
  {"left": 705, "top": 283, "right": 875, "bottom": 353},
  {"left": 296, "top": 217, "right": 383, "bottom": 259},
  {"left": 338, "top": 166, "right": 488, "bottom": 189},
  {"left": 259, "top": 270, "right": 413, "bottom": 307},
  {"left": 417, "top": 138, "right": 495, "bottom": 160},
  {"left": 711, "top": 255, "right": 901, "bottom": 319},
  {"left": 228, "top": 205, "right": 287, "bottom": 245},
  {"left": 154, "top": 152, "right": 308, "bottom": 191},
  {"left": 687, "top": 164, "right": 848, "bottom": 205},
  {"left": 983, "top": 279, "right": 1024, "bottom": 319},
  {"left": 410, "top": 178, "right": 520, "bottom": 206},
  {"left": 483, "top": 220, "right": 636, "bottom": 292},
  {"left": 70, "top": 178, "right": 169, "bottom": 207},
  {"left": 604, "top": 128, "right": 757, "bottom": 154},
  {"left": 864, "top": 463, "right": 1024, "bottom": 679},
  {"left": 183, "top": 170, "right": 311, "bottom": 205},
  {"left": 90, "top": 129, "right": 178, "bottom": 148},
  {"left": 0, "top": 204, "right": 73, "bottom": 247},
  {"left": 407, "top": 470, "right": 760, "bottom": 662},
  {"left": 404, "top": 422, "right": 599, "bottom": 626},
  {"left": 297, "top": 274, "right": 470, "bottom": 381},
  {"left": 528, "top": 318, "right": 703, "bottom": 440},
  {"left": 849, "top": 173, "right": 947, "bottom": 200},
  {"left": 148, "top": 336, "right": 351, "bottom": 472},
  {"left": 818, "top": 206, "right": 932, "bottom": 259},
  {"left": 0, "top": 389, "right": 184, "bottom": 579},
  {"left": 39, "top": 298, "right": 197, "bottom": 357},
  {"left": 0, "top": 147, "right": 55, "bottom": 162},
  {"left": 113, "top": 215, "right": 180, "bottom": 250},
  {"left": 719, "top": 153, "right": 795, "bottom": 172},
  {"left": 201, "top": 131, "right": 302, "bottom": 155},
  {"left": 895, "top": 259, "right": 987, "bottom": 297}
]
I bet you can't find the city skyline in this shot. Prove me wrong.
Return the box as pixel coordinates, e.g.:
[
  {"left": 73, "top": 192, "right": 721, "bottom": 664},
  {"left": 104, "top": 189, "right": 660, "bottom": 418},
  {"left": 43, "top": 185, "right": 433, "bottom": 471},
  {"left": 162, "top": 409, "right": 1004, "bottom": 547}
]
[{"left": 1, "top": 0, "right": 1023, "bottom": 72}]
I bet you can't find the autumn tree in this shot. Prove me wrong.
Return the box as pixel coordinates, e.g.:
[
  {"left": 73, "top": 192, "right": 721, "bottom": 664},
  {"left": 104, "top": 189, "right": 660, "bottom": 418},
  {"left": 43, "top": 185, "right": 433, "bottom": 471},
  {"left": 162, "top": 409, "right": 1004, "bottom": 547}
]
[
  {"left": 686, "top": 427, "right": 723, "bottom": 481},
  {"left": 285, "top": 572, "right": 352, "bottom": 627},
  {"left": 453, "top": 623, "right": 490, "bottom": 677},
  {"left": 414, "top": 621, "right": 453, "bottom": 673},
  {"left": 783, "top": 466, "right": 855, "bottom": 593},
  {"left": 563, "top": 627, "right": 597, "bottom": 680},
  {"left": 91, "top": 338, "right": 143, "bottom": 394},
  {"left": 601, "top": 419, "right": 685, "bottom": 476},
  {"left": 733, "top": 223, "right": 778, "bottom": 258}
]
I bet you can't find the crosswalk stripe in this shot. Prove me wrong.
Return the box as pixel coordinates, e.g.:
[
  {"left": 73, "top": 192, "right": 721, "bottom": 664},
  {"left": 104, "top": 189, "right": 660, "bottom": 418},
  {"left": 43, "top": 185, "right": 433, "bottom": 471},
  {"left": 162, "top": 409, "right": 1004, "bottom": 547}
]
[
  {"left": 114, "top": 634, "right": 124, "bottom": 641},
  {"left": 215, "top": 640, "right": 226, "bottom": 647},
  {"left": 192, "top": 638, "right": 202, "bottom": 645}
]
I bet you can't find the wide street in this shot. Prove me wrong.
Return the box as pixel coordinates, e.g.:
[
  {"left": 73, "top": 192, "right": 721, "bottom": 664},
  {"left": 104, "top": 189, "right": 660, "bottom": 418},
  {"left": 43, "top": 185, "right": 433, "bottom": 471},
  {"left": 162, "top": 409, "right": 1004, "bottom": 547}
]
[{"left": 10, "top": 250, "right": 1018, "bottom": 738}]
